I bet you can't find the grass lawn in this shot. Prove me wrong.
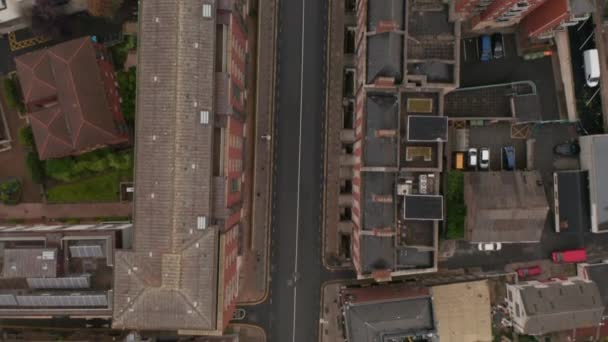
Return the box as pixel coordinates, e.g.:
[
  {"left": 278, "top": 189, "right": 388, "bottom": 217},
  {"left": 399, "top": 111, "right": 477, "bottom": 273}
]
[
  {"left": 46, "top": 171, "right": 129, "bottom": 203},
  {"left": 446, "top": 171, "right": 466, "bottom": 239}
]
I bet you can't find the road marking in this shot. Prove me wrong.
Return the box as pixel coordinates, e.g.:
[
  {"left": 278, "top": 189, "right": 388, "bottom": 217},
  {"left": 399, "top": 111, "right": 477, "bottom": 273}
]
[{"left": 292, "top": 0, "right": 307, "bottom": 340}]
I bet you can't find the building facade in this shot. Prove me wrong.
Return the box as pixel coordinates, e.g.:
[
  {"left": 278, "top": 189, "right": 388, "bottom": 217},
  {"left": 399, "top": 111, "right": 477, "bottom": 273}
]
[{"left": 111, "top": 0, "right": 248, "bottom": 335}]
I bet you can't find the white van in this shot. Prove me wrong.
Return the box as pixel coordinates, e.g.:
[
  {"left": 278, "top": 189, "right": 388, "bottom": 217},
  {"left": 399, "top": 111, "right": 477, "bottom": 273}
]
[{"left": 584, "top": 49, "right": 600, "bottom": 87}]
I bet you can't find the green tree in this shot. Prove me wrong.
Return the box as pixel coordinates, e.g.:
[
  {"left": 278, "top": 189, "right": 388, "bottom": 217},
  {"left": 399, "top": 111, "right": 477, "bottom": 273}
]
[
  {"left": 18, "top": 125, "right": 35, "bottom": 148},
  {"left": 117, "top": 67, "right": 136, "bottom": 125},
  {"left": 3, "top": 78, "right": 24, "bottom": 112},
  {"left": 0, "top": 179, "right": 21, "bottom": 204}
]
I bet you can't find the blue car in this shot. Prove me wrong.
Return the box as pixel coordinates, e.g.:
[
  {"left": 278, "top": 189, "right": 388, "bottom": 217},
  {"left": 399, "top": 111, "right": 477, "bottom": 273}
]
[
  {"left": 480, "top": 35, "right": 492, "bottom": 62},
  {"left": 502, "top": 146, "right": 515, "bottom": 170}
]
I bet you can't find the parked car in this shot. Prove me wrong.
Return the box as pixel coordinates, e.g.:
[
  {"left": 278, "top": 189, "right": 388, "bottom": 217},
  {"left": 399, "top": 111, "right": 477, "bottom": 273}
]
[
  {"left": 480, "top": 35, "right": 492, "bottom": 62},
  {"left": 492, "top": 33, "right": 504, "bottom": 59},
  {"left": 455, "top": 152, "right": 465, "bottom": 170},
  {"left": 479, "top": 148, "right": 490, "bottom": 169},
  {"left": 583, "top": 49, "right": 600, "bottom": 87},
  {"left": 468, "top": 148, "right": 478, "bottom": 168},
  {"left": 516, "top": 265, "right": 542, "bottom": 278},
  {"left": 552, "top": 249, "right": 587, "bottom": 263},
  {"left": 502, "top": 146, "right": 515, "bottom": 170},
  {"left": 553, "top": 141, "right": 580, "bottom": 156},
  {"left": 478, "top": 242, "right": 502, "bottom": 251}
]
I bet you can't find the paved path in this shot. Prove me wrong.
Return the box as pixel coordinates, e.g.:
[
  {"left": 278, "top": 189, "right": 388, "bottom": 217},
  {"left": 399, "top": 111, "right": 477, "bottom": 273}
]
[{"left": 0, "top": 202, "right": 132, "bottom": 221}]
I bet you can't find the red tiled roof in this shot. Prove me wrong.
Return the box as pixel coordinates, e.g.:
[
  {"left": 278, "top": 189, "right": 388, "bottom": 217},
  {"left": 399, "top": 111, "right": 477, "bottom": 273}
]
[{"left": 15, "top": 37, "right": 127, "bottom": 160}]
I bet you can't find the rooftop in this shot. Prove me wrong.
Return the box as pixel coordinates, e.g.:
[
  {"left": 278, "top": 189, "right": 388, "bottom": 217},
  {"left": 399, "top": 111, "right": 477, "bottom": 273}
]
[
  {"left": 512, "top": 278, "right": 604, "bottom": 335},
  {"left": 431, "top": 281, "right": 492, "bottom": 342},
  {"left": 366, "top": 32, "right": 403, "bottom": 84},
  {"left": 359, "top": 235, "right": 395, "bottom": 275},
  {"left": 554, "top": 170, "right": 590, "bottom": 233},
  {"left": 112, "top": 0, "right": 220, "bottom": 332},
  {"left": 464, "top": 171, "right": 549, "bottom": 243},
  {"left": 361, "top": 172, "right": 395, "bottom": 230},
  {"left": 363, "top": 93, "right": 399, "bottom": 167},
  {"left": 2, "top": 249, "right": 57, "bottom": 278},
  {"left": 579, "top": 134, "right": 608, "bottom": 232},
  {"left": 341, "top": 284, "right": 436, "bottom": 342},
  {"left": 366, "top": 0, "right": 405, "bottom": 31},
  {"left": 407, "top": 116, "right": 447, "bottom": 142},
  {"left": 403, "top": 195, "right": 443, "bottom": 220},
  {"left": 15, "top": 37, "right": 127, "bottom": 160},
  {"left": 579, "top": 262, "right": 608, "bottom": 314}
]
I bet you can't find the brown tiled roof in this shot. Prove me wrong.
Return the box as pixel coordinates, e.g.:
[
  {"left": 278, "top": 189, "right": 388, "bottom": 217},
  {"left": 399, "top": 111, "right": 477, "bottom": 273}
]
[
  {"left": 15, "top": 37, "right": 126, "bottom": 160},
  {"left": 112, "top": 0, "right": 219, "bottom": 332}
]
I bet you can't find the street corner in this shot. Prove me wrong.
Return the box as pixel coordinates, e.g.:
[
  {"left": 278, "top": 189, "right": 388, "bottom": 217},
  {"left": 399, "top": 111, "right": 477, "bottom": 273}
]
[{"left": 228, "top": 323, "right": 267, "bottom": 342}]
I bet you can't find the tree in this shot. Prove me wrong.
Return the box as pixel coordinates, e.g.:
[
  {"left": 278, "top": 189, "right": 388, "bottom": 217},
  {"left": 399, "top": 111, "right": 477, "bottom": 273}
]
[
  {"left": 18, "top": 126, "right": 35, "bottom": 148},
  {"left": 117, "top": 67, "right": 136, "bottom": 125},
  {"left": 3, "top": 78, "right": 24, "bottom": 112},
  {"left": 0, "top": 179, "right": 22, "bottom": 205},
  {"left": 21, "top": 0, "right": 69, "bottom": 39}
]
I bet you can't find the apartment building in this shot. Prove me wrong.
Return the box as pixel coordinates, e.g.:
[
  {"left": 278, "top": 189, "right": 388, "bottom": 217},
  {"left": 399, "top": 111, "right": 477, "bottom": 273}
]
[
  {"left": 111, "top": 0, "right": 248, "bottom": 335},
  {"left": 350, "top": 0, "right": 459, "bottom": 281},
  {"left": 0, "top": 223, "right": 131, "bottom": 318}
]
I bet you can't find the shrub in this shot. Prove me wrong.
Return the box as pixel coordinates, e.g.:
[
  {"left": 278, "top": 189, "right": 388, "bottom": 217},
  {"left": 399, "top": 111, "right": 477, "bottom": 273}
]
[
  {"left": 110, "top": 35, "right": 137, "bottom": 69},
  {"left": 18, "top": 126, "right": 35, "bottom": 148},
  {"left": 3, "top": 78, "right": 24, "bottom": 112},
  {"left": 0, "top": 179, "right": 22, "bottom": 205},
  {"left": 45, "top": 158, "right": 76, "bottom": 182},
  {"left": 26, "top": 151, "right": 46, "bottom": 184},
  {"left": 446, "top": 172, "right": 466, "bottom": 240},
  {"left": 117, "top": 67, "right": 136, "bottom": 125},
  {"left": 45, "top": 149, "right": 134, "bottom": 182}
]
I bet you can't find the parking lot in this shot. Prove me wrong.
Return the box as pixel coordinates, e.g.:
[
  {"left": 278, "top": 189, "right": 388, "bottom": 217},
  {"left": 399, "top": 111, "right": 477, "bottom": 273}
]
[
  {"left": 460, "top": 33, "right": 561, "bottom": 121},
  {"left": 468, "top": 123, "right": 527, "bottom": 171}
]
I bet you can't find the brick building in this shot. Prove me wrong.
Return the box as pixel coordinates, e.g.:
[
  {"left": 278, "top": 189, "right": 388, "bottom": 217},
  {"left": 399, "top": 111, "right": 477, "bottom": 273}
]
[
  {"left": 519, "top": 0, "right": 593, "bottom": 40},
  {"left": 0, "top": 223, "right": 131, "bottom": 318},
  {"left": 350, "top": 0, "right": 458, "bottom": 281},
  {"left": 453, "top": 0, "right": 548, "bottom": 30},
  {"left": 111, "top": 0, "right": 248, "bottom": 335},
  {"left": 15, "top": 37, "right": 129, "bottom": 160}
]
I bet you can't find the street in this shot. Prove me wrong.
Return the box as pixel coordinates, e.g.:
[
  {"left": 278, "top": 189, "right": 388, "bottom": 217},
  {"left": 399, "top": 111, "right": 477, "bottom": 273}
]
[{"left": 266, "top": 0, "right": 327, "bottom": 340}]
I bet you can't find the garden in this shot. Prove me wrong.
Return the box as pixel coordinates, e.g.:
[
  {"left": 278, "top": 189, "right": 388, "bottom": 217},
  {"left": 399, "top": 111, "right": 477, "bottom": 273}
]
[{"left": 445, "top": 171, "right": 466, "bottom": 240}]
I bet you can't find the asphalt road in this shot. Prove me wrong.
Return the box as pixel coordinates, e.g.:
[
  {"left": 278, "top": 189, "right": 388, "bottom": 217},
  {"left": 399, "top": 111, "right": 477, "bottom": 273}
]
[{"left": 265, "top": 0, "right": 327, "bottom": 340}]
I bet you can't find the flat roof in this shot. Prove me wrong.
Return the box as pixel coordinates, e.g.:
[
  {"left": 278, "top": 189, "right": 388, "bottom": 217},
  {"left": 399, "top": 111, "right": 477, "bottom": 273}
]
[
  {"left": 581, "top": 263, "right": 608, "bottom": 313},
  {"left": 360, "top": 235, "right": 395, "bottom": 275},
  {"left": 403, "top": 195, "right": 443, "bottom": 220},
  {"left": 579, "top": 135, "right": 608, "bottom": 232},
  {"left": 2, "top": 249, "right": 57, "bottom": 278},
  {"left": 367, "top": 0, "right": 405, "bottom": 31},
  {"left": 342, "top": 286, "right": 435, "bottom": 342},
  {"left": 431, "top": 281, "right": 492, "bottom": 342},
  {"left": 407, "top": 116, "right": 447, "bottom": 142},
  {"left": 554, "top": 170, "right": 590, "bottom": 233},
  {"left": 366, "top": 32, "right": 403, "bottom": 84}
]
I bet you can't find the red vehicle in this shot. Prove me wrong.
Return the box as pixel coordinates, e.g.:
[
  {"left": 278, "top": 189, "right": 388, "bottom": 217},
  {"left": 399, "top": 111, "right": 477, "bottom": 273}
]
[
  {"left": 516, "top": 266, "right": 542, "bottom": 278},
  {"left": 552, "top": 249, "right": 587, "bottom": 263}
]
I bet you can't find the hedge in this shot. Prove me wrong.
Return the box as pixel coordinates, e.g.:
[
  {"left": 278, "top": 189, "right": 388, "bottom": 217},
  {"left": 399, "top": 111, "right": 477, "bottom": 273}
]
[
  {"left": 3, "top": 78, "right": 24, "bottom": 112},
  {"left": 45, "top": 149, "right": 133, "bottom": 183}
]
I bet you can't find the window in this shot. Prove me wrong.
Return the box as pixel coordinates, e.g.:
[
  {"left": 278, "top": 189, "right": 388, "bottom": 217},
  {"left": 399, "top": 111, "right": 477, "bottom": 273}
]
[
  {"left": 515, "top": 303, "right": 521, "bottom": 317},
  {"left": 202, "top": 3, "right": 212, "bottom": 18},
  {"left": 507, "top": 290, "right": 512, "bottom": 301},
  {"left": 230, "top": 178, "right": 241, "bottom": 193},
  {"left": 344, "top": 27, "right": 356, "bottom": 54}
]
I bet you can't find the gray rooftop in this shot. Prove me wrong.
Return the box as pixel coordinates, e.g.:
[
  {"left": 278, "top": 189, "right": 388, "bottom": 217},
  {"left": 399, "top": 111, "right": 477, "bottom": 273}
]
[
  {"left": 360, "top": 235, "right": 394, "bottom": 275},
  {"left": 366, "top": 32, "right": 403, "bottom": 84},
  {"left": 2, "top": 249, "right": 57, "bottom": 278},
  {"left": 554, "top": 170, "right": 590, "bottom": 233},
  {"left": 407, "top": 116, "right": 447, "bottom": 142},
  {"left": 343, "top": 292, "right": 435, "bottom": 342},
  {"left": 367, "top": 0, "right": 404, "bottom": 31},
  {"left": 464, "top": 171, "right": 549, "bottom": 243},
  {"left": 403, "top": 195, "right": 443, "bottom": 220},
  {"left": 112, "top": 0, "right": 219, "bottom": 332},
  {"left": 364, "top": 94, "right": 399, "bottom": 167},
  {"left": 579, "top": 135, "right": 608, "bottom": 232},
  {"left": 580, "top": 263, "right": 608, "bottom": 314},
  {"left": 515, "top": 279, "right": 604, "bottom": 335},
  {"left": 362, "top": 172, "right": 395, "bottom": 230}
]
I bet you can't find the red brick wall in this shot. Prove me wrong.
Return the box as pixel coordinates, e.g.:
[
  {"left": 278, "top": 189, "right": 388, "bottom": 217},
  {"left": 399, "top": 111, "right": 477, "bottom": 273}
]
[
  {"left": 520, "top": 0, "right": 568, "bottom": 38},
  {"left": 480, "top": 0, "right": 517, "bottom": 21},
  {"left": 225, "top": 116, "right": 244, "bottom": 207},
  {"left": 455, "top": 0, "right": 481, "bottom": 15},
  {"left": 220, "top": 224, "right": 239, "bottom": 329},
  {"left": 229, "top": 12, "right": 247, "bottom": 115}
]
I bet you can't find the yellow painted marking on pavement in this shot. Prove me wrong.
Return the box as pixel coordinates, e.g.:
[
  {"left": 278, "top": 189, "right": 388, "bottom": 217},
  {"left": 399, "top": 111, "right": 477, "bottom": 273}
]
[{"left": 8, "top": 31, "right": 51, "bottom": 52}]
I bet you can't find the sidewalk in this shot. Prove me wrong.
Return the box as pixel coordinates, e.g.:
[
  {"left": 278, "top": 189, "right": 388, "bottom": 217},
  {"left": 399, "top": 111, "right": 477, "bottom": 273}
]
[
  {"left": 553, "top": 30, "right": 578, "bottom": 121},
  {"left": 593, "top": 0, "right": 608, "bottom": 130},
  {"left": 319, "top": 281, "right": 346, "bottom": 342},
  {"left": 0, "top": 202, "right": 132, "bottom": 221},
  {"left": 237, "top": 0, "right": 276, "bottom": 304},
  {"left": 228, "top": 323, "right": 267, "bottom": 342}
]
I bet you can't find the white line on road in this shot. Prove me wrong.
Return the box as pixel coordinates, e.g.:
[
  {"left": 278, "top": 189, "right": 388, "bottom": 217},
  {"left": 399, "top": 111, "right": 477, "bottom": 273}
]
[{"left": 292, "top": 0, "right": 306, "bottom": 340}]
